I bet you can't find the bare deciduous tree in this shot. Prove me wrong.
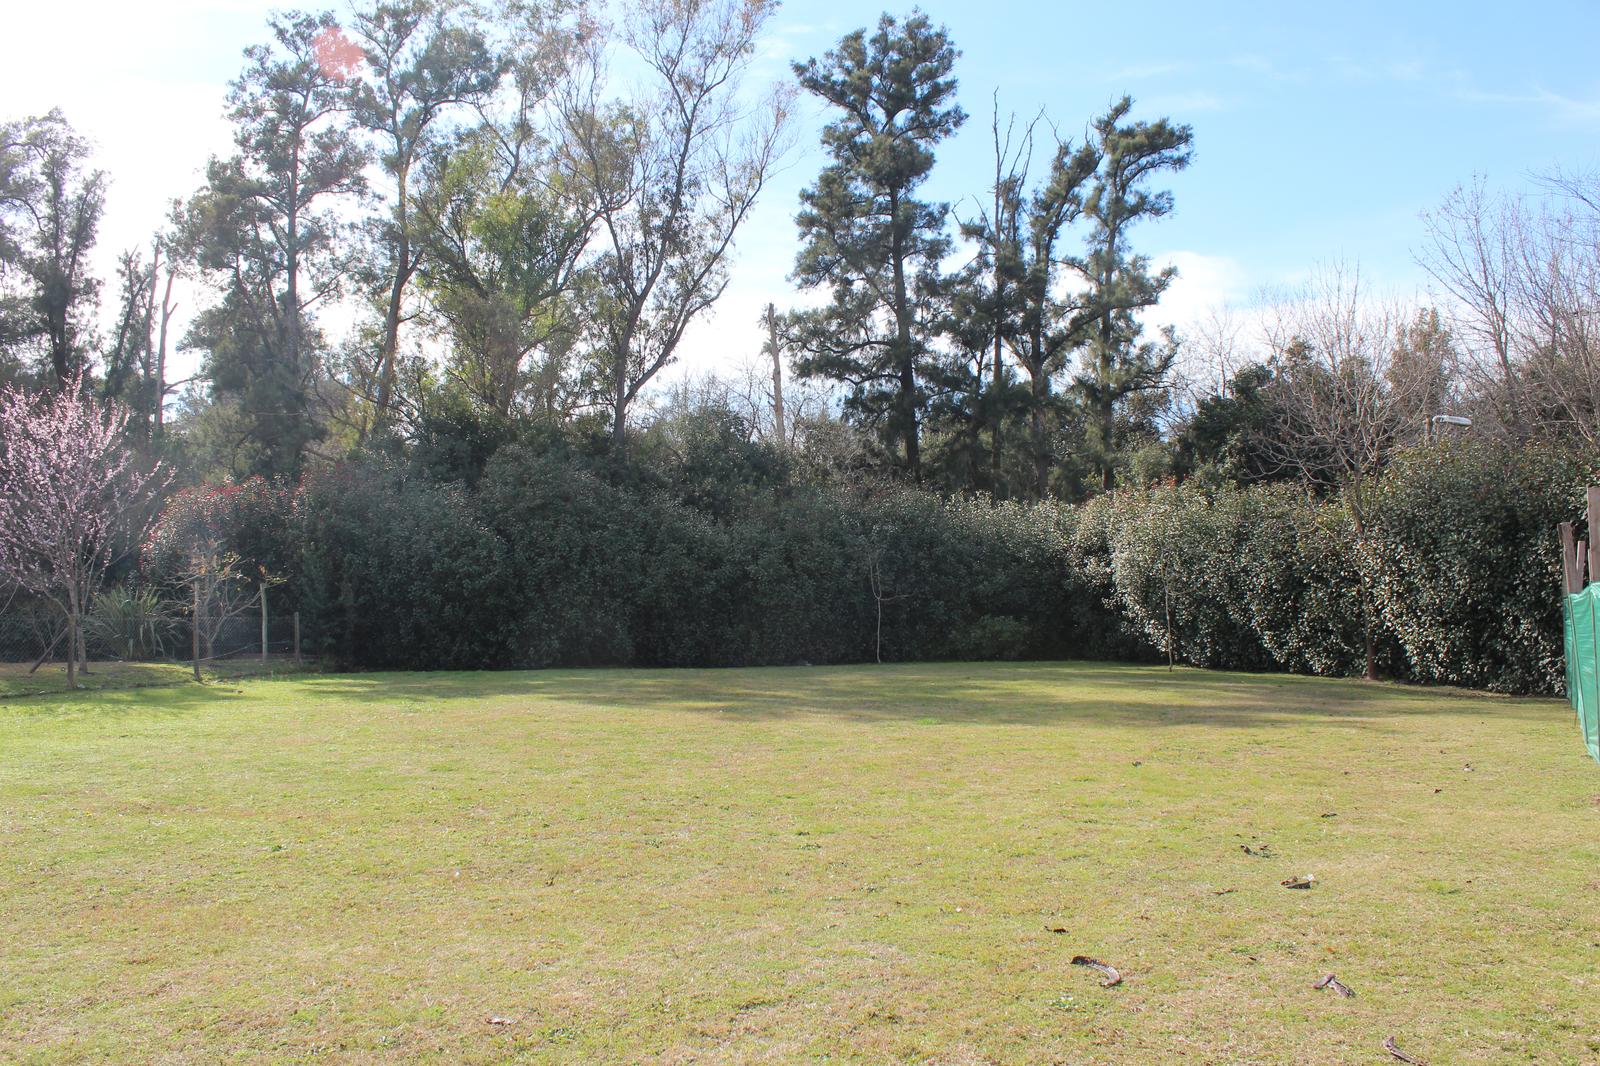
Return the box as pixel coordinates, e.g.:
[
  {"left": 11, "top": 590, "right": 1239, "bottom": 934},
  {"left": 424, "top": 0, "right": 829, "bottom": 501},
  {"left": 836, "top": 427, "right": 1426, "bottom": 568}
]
[
  {"left": 1261, "top": 265, "right": 1434, "bottom": 679},
  {"left": 1419, "top": 173, "right": 1600, "bottom": 446},
  {"left": 558, "top": 0, "right": 793, "bottom": 453}
]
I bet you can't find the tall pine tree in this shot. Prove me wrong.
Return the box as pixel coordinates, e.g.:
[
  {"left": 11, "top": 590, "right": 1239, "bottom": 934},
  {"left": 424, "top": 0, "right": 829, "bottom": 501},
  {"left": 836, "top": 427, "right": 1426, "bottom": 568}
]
[
  {"left": 788, "top": 11, "right": 965, "bottom": 481},
  {"left": 177, "top": 12, "right": 367, "bottom": 477},
  {"left": 1074, "top": 97, "right": 1192, "bottom": 490}
]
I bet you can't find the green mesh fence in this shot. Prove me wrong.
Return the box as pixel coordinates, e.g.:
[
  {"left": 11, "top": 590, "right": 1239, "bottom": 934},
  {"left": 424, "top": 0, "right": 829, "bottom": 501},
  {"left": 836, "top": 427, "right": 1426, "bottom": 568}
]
[{"left": 1564, "top": 586, "right": 1600, "bottom": 763}]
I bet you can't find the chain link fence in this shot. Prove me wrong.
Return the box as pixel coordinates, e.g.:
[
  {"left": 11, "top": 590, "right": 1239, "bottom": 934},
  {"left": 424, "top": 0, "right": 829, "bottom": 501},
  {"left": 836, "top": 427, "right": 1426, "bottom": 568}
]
[{"left": 1, "top": 585, "right": 303, "bottom": 696}]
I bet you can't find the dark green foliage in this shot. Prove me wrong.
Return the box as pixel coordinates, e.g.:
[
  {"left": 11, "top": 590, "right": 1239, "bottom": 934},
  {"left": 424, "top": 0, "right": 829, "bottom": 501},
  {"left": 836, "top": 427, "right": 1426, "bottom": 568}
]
[
  {"left": 1079, "top": 445, "right": 1596, "bottom": 693},
  {"left": 159, "top": 416, "right": 1594, "bottom": 695},
  {"left": 294, "top": 462, "right": 512, "bottom": 669},
  {"left": 1073, "top": 98, "right": 1192, "bottom": 491},
  {"left": 1172, "top": 363, "right": 1284, "bottom": 485},
  {"left": 1370, "top": 443, "right": 1599, "bottom": 693},
  {"left": 1099, "top": 484, "right": 1275, "bottom": 669},
  {"left": 789, "top": 11, "right": 966, "bottom": 478},
  {"left": 282, "top": 443, "right": 1082, "bottom": 670}
]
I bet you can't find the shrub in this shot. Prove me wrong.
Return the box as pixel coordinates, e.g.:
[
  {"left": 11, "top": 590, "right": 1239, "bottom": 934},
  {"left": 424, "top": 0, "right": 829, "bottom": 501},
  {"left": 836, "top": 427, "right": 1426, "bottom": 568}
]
[
  {"left": 295, "top": 462, "right": 513, "bottom": 669},
  {"left": 85, "top": 586, "right": 180, "bottom": 661},
  {"left": 1099, "top": 484, "right": 1274, "bottom": 670},
  {"left": 1370, "top": 443, "right": 1599, "bottom": 694}
]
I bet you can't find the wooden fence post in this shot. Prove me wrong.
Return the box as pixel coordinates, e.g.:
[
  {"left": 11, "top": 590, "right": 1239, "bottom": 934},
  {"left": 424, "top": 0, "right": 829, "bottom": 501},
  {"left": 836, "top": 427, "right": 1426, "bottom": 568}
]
[
  {"left": 293, "top": 612, "right": 301, "bottom": 665},
  {"left": 1561, "top": 521, "right": 1580, "bottom": 594},
  {"left": 1588, "top": 487, "right": 1600, "bottom": 584}
]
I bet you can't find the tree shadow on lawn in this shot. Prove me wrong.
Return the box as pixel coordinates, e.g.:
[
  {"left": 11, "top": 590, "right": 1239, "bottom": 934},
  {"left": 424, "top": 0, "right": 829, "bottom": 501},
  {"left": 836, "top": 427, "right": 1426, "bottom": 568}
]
[
  {"left": 284, "top": 661, "right": 1563, "bottom": 730},
  {"left": 0, "top": 661, "right": 1561, "bottom": 731}
]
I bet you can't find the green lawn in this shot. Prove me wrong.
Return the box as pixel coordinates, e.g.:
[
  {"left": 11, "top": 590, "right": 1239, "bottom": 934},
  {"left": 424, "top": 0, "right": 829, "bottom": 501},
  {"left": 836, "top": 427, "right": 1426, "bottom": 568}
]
[
  {"left": 2, "top": 663, "right": 1597, "bottom": 1064},
  {"left": 0, "top": 658, "right": 309, "bottom": 699}
]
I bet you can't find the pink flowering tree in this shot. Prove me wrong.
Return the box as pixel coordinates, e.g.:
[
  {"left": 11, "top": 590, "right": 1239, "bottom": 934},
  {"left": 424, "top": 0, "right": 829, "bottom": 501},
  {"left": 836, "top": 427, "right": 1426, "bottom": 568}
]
[{"left": 0, "top": 379, "right": 168, "bottom": 687}]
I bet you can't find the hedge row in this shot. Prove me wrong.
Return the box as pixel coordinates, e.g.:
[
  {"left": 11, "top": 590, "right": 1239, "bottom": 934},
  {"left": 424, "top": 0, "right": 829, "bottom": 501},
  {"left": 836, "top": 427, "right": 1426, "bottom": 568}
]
[
  {"left": 285, "top": 448, "right": 1133, "bottom": 670},
  {"left": 146, "top": 440, "right": 1595, "bottom": 694},
  {"left": 1087, "top": 444, "right": 1597, "bottom": 694}
]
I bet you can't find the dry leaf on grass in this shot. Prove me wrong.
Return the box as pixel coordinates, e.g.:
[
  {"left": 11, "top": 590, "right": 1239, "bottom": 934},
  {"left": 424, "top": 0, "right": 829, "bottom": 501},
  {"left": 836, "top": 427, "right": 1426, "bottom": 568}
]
[
  {"left": 1312, "top": 973, "right": 1354, "bottom": 997},
  {"left": 485, "top": 1016, "right": 515, "bottom": 1027},
  {"left": 1071, "top": 956, "right": 1122, "bottom": 987},
  {"left": 1281, "top": 875, "right": 1316, "bottom": 889}
]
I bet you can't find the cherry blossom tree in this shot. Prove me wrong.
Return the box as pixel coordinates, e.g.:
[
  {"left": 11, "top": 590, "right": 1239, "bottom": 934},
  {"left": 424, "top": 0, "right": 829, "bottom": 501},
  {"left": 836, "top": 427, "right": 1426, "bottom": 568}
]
[{"left": 0, "top": 379, "right": 167, "bottom": 687}]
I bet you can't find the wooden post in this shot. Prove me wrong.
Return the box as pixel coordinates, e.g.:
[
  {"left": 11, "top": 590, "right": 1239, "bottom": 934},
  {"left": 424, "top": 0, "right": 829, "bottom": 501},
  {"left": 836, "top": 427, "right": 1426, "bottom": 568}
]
[
  {"left": 1587, "top": 487, "right": 1600, "bottom": 584},
  {"left": 259, "top": 583, "right": 268, "bottom": 665},
  {"left": 1561, "top": 522, "right": 1580, "bottom": 594},
  {"left": 1581, "top": 541, "right": 1591, "bottom": 591},
  {"left": 293, "top": 612, "right": 302, "bottom": 665}
]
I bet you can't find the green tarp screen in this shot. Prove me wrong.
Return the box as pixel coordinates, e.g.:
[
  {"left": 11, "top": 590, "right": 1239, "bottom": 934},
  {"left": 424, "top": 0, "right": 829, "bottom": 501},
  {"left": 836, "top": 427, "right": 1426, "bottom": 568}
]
[{"left": 1564, "top": 585, "right": 1600, "bottom": 763}]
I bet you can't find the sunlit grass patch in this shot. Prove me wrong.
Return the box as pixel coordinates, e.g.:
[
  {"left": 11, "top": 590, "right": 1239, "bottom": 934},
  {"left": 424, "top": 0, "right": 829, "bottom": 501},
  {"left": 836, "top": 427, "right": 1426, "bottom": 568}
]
[{"left": 1, "top": 662, "right": 1595, "bottom": 1063}]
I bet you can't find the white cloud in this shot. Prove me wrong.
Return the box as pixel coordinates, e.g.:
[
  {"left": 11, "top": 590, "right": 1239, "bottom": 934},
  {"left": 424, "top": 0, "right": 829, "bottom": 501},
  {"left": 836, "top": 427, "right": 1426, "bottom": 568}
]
[{"left": 1146, "top": 251, "right": 1251, "bottom": 337}]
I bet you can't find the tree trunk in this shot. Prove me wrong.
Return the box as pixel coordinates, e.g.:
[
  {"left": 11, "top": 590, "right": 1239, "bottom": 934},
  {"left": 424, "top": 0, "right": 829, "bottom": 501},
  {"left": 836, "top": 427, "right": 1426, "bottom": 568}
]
[
  {"left": 766, "top": 305, "right": 786, "bottom": 445},
  {"left": 374, "top": 166, "right": 411, "bottom": 427},
  {"left": 887, "top": 188, "right": 919, "bottom": 481},
  {"left": 65, "top": 585, "right": 79, "bottom": 690},
  {"left": 191, "top": 573, "right": 202, "bottom": 683},
  {"left": 1031, "top": 366, "right": 1050, "bottom": 499},
  {"left": 990, "top": 327, "right": 1004, "bottom": 496},
  {"left": 611, "top": 318, "right": 634, "bottom": 456},
  {"left": 154, "top": 267, "right": 175, "bottom": 436}
]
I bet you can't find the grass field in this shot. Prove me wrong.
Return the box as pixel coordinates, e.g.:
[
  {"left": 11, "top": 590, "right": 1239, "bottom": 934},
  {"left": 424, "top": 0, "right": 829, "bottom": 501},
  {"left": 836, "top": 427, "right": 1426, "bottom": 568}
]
[
  {"left": 2, "top": 663, "right": 1597, "bottom": 1064},
  {"left": 0, "top": 658, "right": 309, "bottom": 699}
]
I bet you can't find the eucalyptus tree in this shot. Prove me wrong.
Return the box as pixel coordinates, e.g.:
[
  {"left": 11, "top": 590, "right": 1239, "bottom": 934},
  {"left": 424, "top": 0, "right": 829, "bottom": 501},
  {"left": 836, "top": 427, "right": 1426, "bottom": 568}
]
[
  {"left": 347, "top": 0, "right": 498, "bottom": 426},
  {"left": 413, "top": 131, "right": 596, "bottom": 419},
  {"left": 176, "top": 11, "right": 368, "bottom": 476},
  {"left": 559, "top": 0, "right": 792, "bottom": 453},
  {"left": 103, "top": 246, "right": 159, "bottom": 429},
  {"left": 0, "top": 111, "right": 106, "bottom": 387},
  {"left": 788, "top": 11, "right": 965, "bottom": 481}
]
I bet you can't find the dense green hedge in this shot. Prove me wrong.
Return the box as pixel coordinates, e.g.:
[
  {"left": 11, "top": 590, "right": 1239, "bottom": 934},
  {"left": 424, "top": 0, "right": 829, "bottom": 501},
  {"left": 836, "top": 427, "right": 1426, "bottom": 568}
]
[
  {"left": 1368, "top": 445, "right": 1597, "bottom": 693},
  {"left": 1089, "top": 443, "right": 1597, "bottom": 694},
  {"left": 290, "top": 451, "right": 1092, "bottom": 670},
  {"left": 141, "top": 437, "right": 1596, "bottom": 694}
]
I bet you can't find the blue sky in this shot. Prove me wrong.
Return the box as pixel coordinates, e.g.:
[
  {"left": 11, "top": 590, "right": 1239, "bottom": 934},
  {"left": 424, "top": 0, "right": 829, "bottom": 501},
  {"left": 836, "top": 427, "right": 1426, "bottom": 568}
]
[
  {"left": 3, "top": 0, "right": 1597, "bottom": 380},
  {"left": 740, "top": 0, "right": 1600, "bottom": 332}
]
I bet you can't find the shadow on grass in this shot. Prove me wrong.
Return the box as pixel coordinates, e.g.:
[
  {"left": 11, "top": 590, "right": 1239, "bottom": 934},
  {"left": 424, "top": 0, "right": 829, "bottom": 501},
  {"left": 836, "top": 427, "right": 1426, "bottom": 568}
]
[
  {"left": 282, "top": 661, "right": 1562, "bottom": 730},
  {"left": 0, "top": 661, "right": 1562, "bottom": 730}
]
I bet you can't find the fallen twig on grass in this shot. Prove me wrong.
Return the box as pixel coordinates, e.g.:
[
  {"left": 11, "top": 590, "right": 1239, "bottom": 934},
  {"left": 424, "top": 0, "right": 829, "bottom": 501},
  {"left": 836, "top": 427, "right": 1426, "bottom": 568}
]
[
  {"left": 1383, "top": 1035, "right": 1425, "bottom": 1064},
  {"left": 1071, "top": 956, "right": 1122, "bottom": 987}
]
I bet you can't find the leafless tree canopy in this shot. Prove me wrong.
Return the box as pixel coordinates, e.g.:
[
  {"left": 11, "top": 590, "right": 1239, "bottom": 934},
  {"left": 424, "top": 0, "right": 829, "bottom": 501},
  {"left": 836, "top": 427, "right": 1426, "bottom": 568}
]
[
  {"left": 558, "top": 0, "right": 794, "bottom": 449},
  {"left": 1261, "top": 265, "right": 1437, "bottom": 517},
  {"left": 1419, "top": 174, "right": 1600, "bottom": 446}
]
